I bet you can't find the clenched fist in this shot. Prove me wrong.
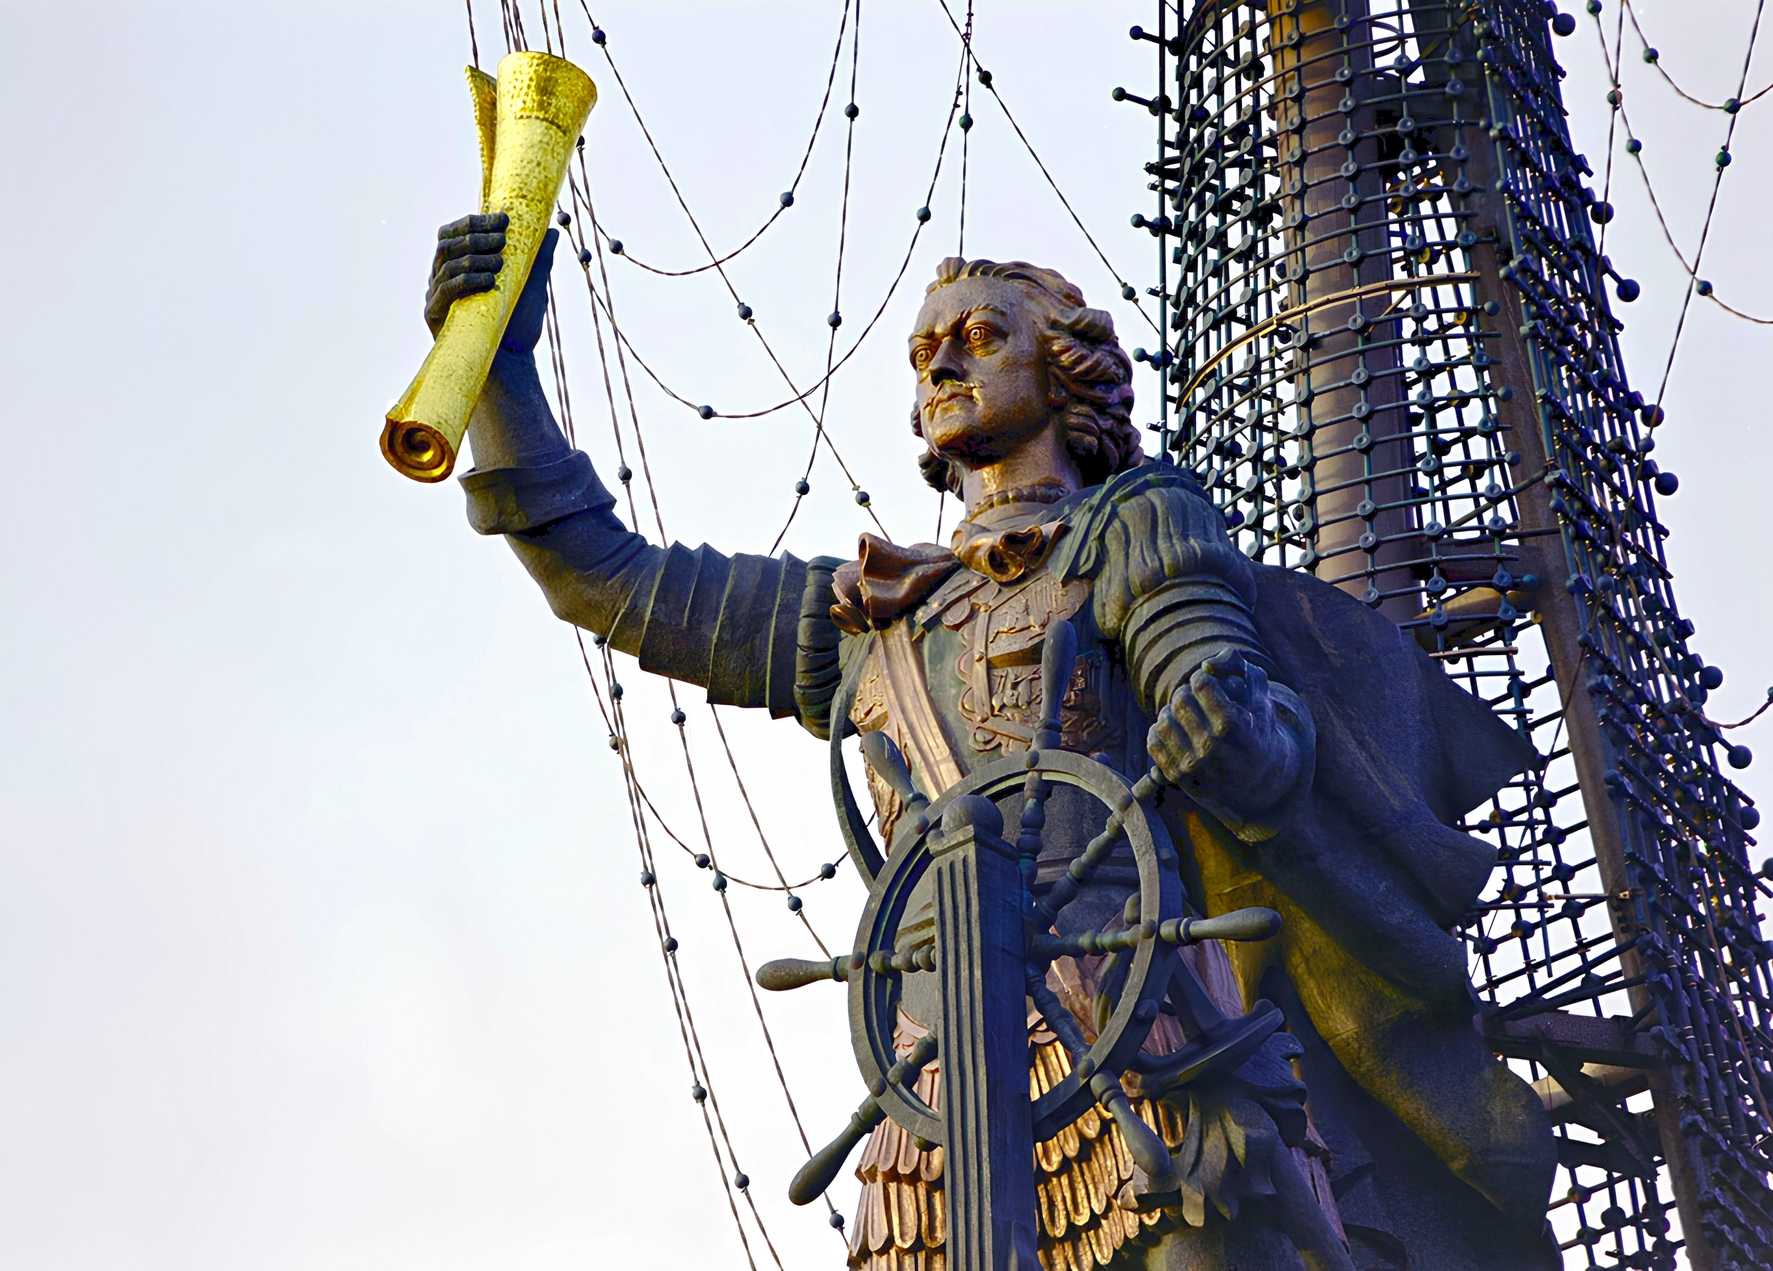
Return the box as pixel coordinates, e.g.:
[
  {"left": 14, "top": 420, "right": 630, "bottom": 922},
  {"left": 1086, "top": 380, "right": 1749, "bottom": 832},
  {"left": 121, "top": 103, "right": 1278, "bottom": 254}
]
[
  {"left": 1147, "top": 648, "right": 1313, "bottom": 841},
  {"left": 423, "top": 212, "right": 559, "bottom": 358}
]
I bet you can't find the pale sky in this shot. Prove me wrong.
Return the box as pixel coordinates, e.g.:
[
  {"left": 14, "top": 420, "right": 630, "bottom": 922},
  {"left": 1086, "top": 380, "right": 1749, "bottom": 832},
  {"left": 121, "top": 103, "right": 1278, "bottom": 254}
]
[{"left": 5, "top": 2, "right": 1771, "bottom": 1268}]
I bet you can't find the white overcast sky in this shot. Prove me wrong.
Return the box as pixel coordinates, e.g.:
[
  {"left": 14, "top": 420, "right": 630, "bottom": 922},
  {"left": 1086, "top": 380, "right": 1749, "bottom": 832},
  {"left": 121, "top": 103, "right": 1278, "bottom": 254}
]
[{"left": 4, "top": 2, "right": 1771, "bottom": 1268}]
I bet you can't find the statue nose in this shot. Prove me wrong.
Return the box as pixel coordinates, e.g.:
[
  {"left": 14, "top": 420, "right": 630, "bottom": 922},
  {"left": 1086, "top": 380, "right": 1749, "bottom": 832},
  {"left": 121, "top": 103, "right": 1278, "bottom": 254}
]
[{"left": 928, "top": 339, "right": 966, "bottom": 384}]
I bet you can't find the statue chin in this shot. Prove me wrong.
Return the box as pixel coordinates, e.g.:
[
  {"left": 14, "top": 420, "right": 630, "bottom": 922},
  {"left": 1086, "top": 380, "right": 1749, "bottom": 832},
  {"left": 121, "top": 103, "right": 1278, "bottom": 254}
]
[
  {"left": 923, "top": 407, "right": 1051, "bottom": 470},
  {"left": 921, "top": 407, "right": 983, "bottom": 458}
]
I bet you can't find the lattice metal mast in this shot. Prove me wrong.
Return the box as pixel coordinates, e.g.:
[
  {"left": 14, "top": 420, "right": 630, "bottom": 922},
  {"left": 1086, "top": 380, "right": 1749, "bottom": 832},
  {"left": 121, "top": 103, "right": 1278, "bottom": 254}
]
[{"left": 1127, "top": 1, "right": 1773, "bottom": 1266}]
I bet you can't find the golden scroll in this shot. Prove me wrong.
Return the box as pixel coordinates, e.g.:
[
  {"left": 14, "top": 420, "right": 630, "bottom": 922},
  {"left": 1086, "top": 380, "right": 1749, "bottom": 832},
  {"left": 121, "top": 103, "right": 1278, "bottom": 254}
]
[{"left": 381, "top": 52, "right": 596, "bottom": 482}]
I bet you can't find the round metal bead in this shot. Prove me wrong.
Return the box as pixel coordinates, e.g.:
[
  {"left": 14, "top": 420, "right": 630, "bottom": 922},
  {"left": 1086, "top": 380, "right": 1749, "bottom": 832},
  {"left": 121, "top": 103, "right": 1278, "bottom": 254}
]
[
  {"left": 780, "top": 191, "right": 795, "bottom": 208},
  {"left": 663, "top": 936, "right": 679, "bottom": 953},
  {"left": 844, "top": 102, "right": 859, "bottom": 120},
  {"left": 786, "top": 894, "right": 802, "bottom": 912},
  {"left": 695, "top": 853, "right": 712, "bottom": 869},
  {"left": 671, "top": 708, "right": 687, "bottom": 725},
  {"left": 699, "top": 404, "right": 716, "bottom": 419},
  {"left": 819, "top": 862, "right": 837, "bottom": 880},
  {"left": 608, "top": 239, "right": 623, "bottom": 255},
  {"left": 795, "top": 478, "right": 811, "bottom": 496}
]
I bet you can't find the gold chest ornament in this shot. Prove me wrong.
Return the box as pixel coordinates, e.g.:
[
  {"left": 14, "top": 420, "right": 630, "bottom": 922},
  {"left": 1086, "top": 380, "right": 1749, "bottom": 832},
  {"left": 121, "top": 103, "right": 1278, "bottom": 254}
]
[{"left": 849, "top": 560, "right": 1114, "bottom": 842}]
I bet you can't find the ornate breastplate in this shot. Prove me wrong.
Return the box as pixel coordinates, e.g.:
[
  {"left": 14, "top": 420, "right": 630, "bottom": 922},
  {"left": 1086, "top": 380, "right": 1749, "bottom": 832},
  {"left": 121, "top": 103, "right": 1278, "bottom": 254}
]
[{"left": 847, "top": 560, "right": 1119, "bottom": 843}]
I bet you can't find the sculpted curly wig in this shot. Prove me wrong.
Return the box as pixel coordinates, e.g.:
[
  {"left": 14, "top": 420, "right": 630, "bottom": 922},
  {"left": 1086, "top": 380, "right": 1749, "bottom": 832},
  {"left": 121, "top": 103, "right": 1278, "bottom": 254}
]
[{"left": 912, "top": 256, "right": 1144, "bottom": 496}]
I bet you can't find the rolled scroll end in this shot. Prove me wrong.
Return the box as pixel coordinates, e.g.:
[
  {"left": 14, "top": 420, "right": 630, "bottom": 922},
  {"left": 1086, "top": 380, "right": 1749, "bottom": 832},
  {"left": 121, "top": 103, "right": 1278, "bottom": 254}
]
[
  {"left": 381, "top": 52, "right": 595, "bottom": 485},
  {"left": 381, "top": 417, "right": 456, "bottom": 483}
]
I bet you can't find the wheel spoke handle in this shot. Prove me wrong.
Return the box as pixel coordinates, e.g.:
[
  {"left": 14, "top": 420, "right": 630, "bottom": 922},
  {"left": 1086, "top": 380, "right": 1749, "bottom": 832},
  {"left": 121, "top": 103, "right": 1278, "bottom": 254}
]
[
  {"left": 789, "top": 1034, "right": 938, "bottom": 1204},
  {"left": 1027, "top": 906, "right": 1282, "bottom": 965},
  {"left": 757, "top": 942, "right": 937, "bottom": 991}
]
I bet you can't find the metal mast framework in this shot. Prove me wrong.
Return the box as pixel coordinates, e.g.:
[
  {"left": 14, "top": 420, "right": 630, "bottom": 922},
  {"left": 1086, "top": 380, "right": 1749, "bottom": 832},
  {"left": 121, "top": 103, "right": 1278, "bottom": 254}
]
[{"left": 1124, "top": 1, "right": 1773, "bottom": 1265}]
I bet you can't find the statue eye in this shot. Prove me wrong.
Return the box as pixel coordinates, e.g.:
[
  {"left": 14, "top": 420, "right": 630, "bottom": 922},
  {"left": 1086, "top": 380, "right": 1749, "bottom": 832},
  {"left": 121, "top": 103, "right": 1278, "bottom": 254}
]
[
  {"left": 912, "top": 346, "right": 933, "bottom": 368},
  {"left": 966, "top": 324, "right": 992, "bottom": 346}
]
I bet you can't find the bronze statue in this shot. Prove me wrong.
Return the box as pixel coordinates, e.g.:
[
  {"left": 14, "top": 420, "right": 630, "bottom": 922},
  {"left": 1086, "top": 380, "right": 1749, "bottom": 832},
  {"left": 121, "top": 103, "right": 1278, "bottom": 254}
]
[{"left": 428, "top": 214, "right": 1557, "bottom": 1269}]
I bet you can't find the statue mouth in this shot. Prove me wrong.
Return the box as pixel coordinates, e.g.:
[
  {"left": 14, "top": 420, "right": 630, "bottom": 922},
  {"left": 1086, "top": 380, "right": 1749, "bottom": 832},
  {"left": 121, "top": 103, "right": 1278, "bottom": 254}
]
[{"left": 925, "top": 385, "right": 977, "bottom": 417}]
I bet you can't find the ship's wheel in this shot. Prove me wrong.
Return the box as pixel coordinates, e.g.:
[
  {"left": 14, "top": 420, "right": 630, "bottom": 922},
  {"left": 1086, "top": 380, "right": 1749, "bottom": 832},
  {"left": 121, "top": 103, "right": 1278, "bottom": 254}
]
[{"left": 762, "top": 619, "right": 1287, "bottom": 1205}]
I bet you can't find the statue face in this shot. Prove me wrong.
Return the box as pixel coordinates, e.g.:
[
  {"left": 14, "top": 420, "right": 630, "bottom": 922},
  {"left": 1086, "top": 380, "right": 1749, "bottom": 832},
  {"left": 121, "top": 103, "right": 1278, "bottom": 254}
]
[{"left": 909, "top": 276, "right": 1054, "bottom": 468}]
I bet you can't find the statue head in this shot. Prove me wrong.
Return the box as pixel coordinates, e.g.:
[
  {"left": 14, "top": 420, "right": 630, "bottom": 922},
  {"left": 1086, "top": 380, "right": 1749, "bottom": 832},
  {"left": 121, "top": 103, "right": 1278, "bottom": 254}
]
[{"left": 908, "top": 257, "right": 1143, "bottom": 497}]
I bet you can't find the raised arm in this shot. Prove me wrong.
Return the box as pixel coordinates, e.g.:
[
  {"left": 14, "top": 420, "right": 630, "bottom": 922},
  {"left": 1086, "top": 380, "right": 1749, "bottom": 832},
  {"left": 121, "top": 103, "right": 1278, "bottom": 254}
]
[{"left": 430, "top": 214, "right": 836, "bottom": 722}]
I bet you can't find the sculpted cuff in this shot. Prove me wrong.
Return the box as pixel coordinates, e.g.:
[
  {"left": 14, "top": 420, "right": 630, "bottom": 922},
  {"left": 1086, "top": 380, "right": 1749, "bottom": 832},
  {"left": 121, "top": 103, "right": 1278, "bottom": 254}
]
[{"left": 460, "top": 450, "right": 611, "bottom": 536}]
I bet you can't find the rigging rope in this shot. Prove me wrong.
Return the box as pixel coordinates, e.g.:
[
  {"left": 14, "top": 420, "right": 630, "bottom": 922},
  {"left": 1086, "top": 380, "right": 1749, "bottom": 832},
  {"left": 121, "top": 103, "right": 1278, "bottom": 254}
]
[
  {"left": 770, "top": 0, "right": 868, "bottom": 555},
  {"left": 1622, "top": 0, "right": 1773, "bottom": 114},
  {"left": 496, "top": 0, "right": 856, "bottom": 1250},
  {"left": 931, "top": 0, "right": 1161, "bottom": 336},
  {"left": 1597, "top": 65, "right": 1773, "bottom": 327},
  {"left": 573, "top": 2, "right": 888, "bottom": 536},
  {"left": 572, "top": 226, "right": 846, "bottom": 1234},
  {"left": 1594, "top": 0, "right": 1772, "bottom": 403},
  {"left": 590, "top": 0, "right": 855, "bottom": 278},
  {"left": 958, "top": 0, "right": 974, "bottom": 258}
]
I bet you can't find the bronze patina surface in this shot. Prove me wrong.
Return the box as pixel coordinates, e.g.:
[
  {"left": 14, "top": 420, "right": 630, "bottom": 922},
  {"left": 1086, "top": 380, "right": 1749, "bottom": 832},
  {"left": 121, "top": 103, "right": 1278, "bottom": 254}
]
[{"left": 425, "top": 222, "right": 1557, "bottom": 1267}]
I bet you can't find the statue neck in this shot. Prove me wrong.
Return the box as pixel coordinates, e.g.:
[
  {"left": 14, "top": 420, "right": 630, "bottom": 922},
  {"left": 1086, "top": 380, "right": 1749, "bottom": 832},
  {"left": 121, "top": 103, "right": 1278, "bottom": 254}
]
[{"left": 959, "top": 429, "right": 1082, "bottom": 519}]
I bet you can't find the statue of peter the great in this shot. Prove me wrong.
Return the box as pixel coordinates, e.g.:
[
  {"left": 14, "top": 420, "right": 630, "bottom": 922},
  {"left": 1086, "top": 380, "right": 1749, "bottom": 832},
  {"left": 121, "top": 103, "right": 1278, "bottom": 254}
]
[{"left": 424, "top": 212, "right": 1557, "bottom": 1269}]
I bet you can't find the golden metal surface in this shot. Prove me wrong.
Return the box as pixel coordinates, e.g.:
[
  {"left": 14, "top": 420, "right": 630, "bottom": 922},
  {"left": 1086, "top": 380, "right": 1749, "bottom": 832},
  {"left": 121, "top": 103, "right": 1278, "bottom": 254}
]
[
  {"left": 467, "top": 66, "right": 497, "bottom": 212},
  {"left": 382, "top": 52, "right": 595, "bottom": 482}
]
